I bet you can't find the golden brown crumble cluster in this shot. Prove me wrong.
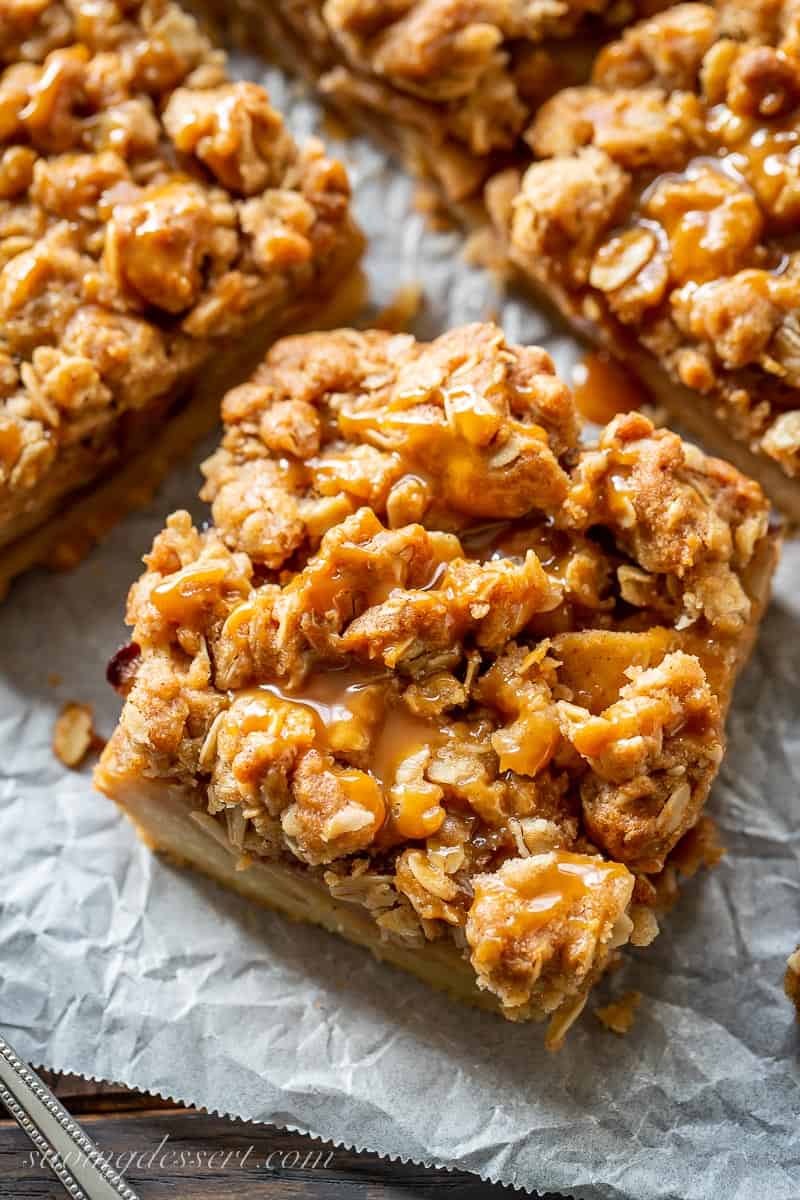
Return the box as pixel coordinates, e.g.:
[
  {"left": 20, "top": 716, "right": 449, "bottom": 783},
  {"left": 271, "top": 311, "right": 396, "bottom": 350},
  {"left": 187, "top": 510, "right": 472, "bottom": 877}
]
[
  {"left": 501, "top": 1, "right": 800, "bottom": 477},
  {"left": 257, "top": 0, "right": 672, "bottom": 201},
  {"left": 0, "top": 0, "right": 355, "bottom": 548},
  {"left": 98, "top": 324, "right": 773, "bottom": 1037}
]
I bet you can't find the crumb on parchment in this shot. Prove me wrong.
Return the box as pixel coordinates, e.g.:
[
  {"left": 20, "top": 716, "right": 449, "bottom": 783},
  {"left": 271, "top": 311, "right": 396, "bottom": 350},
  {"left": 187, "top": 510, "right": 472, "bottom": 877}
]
[
  {"left": 785, "top": 946, "right": 800, "bottom": 1019},
  {"left": 53, "top": 702, "right": 104, "bottom": 769},
  {"left": 595, "top": 990, "right": 641, "bottom": 1035}
]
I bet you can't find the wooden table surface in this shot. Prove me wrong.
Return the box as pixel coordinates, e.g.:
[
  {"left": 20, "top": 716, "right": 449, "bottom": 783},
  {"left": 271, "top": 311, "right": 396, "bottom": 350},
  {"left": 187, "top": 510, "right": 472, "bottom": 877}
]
[{"left": 0, "top": 1072, "right": 545, "bottom": 1198}]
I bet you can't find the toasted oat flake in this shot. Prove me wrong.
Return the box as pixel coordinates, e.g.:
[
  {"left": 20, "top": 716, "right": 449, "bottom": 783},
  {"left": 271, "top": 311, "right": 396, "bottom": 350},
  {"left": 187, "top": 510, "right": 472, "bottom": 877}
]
[{"left": 53, "top": 702, "right": 95, "bottom": 769}]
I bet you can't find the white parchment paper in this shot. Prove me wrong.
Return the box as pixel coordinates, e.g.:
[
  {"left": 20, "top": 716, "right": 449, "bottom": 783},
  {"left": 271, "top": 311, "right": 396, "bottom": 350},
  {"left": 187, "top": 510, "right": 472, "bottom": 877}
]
[{"left": 1, "top": 60, "right": 799, "bottom": 1200}]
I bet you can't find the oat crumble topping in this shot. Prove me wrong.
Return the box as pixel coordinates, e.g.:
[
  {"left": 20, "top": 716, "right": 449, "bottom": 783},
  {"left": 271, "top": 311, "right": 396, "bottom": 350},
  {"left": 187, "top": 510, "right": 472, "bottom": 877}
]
[{"left": 97, "top": 323, "right": 776, "bottom": 1042}]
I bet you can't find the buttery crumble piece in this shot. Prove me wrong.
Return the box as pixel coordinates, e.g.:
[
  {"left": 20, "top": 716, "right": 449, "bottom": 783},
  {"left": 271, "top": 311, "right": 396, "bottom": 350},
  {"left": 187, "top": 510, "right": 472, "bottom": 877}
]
[
  {"left": 0, "top": 0, "right": 360, "bottom": 583},
  {"left": 96, "top": 323, "right": 778, "bottom": 1046},
  {"left": 595, "top": 988, "right": 641, "bottom": 1034}
]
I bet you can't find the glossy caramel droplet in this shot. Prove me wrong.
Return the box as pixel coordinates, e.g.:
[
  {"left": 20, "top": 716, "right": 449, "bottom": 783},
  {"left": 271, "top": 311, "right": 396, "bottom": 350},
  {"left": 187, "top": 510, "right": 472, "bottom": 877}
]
[
  {"left": 151, "top": 563, "right": 229, "bottom": 620},
  {"left": 258, "top": 667, "right": 389, "bottom": 758},
  {"left": 506, "top": 851, "right": 629, "bottom": 937},
  {"left": 571, "top": 351, "right": 648, "bottom": 426},
  {"left": 221, "top": 597, "right": 256, "bottom": 643}
]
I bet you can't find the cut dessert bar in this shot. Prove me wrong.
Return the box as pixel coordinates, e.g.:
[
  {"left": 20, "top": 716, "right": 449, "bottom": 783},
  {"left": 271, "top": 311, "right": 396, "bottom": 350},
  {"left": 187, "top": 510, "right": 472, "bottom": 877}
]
[
  {"left": 96, "top": 323, "right": 779, "bottom": 1047},
  {"left": 490, "top": 0, "right": 800, "bottom": 516},
  {"left": 0, "top": 0, "right": 362, "bottom": 594},
  {"left": 205, "top": 0, "right": 800, "bottom": 514}
]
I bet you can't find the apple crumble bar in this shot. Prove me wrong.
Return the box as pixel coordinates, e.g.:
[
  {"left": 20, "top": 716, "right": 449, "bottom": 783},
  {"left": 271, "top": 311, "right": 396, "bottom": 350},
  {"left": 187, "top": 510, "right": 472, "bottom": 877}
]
[
  {"left": 0, "top": 0, "right": 362, "bottom": 595},
  {"left": 490, "top": 0, "right": 800, "bottom": 516},
  {"left": 95, "top": 323, "right": 779, "bottom": 1046}
]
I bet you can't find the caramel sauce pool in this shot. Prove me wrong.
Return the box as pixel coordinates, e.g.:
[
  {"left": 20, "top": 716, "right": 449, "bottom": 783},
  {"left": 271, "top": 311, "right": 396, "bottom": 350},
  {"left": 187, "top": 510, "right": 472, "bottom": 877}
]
[
  {"left": 252, "top": 667, "right": 444, "bottom": 790},
  {"left": 571, "top": 351, "right": 648, "bottom": 426},
  {"left": 228, "top": 667, "right": 449, "bottom": 840}
]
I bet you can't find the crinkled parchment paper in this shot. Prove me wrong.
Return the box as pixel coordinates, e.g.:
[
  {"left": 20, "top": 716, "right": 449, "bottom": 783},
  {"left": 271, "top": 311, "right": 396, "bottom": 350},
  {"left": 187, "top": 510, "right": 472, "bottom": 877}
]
[{"left": 1, "top": 58, "right": 799, "bottom": 1200}]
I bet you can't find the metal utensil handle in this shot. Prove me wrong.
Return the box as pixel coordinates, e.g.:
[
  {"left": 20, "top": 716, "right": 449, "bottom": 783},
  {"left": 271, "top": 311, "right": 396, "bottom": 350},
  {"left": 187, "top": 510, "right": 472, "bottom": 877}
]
[{"left": 0, "top": 1033, "right": 140, "bottom": 1200}]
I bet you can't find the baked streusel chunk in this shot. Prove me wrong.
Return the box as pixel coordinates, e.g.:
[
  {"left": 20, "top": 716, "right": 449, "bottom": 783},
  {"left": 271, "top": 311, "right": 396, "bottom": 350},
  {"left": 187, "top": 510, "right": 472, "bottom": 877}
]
[
  {"left": 96, "top": 324, "right": 779, "bottom": 1046},
  {"left": 0, "top": 0, "right": 362, "bottom": 593}
]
